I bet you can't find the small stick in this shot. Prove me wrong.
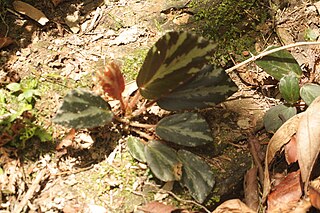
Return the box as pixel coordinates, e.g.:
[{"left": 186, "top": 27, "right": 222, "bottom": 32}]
[
  {"left": 159, "top": 189, "right": 211, "bottom": 213},
  {"left": 13, "top": 169, "right": 50, "bottom": 213},
  {"left": 226, "top": 41, "right": 320, "bottom": 73},
  {"left": 129, "top": 122, "right": 156, "bottom": 129}
]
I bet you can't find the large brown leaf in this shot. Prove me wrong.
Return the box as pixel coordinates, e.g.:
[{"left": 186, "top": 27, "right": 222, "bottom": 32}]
[
  {"left": 212, "top": 199, "right": 255, "bottom": 213},
  {"left": 267, "top": 171, "right": 302, "bottom": 212},
  {"left": 296, "top": 96, "right": 320, "bottom": 190},
  {"left": 262, "top": 113, "right": 303, "bottom": 202}
]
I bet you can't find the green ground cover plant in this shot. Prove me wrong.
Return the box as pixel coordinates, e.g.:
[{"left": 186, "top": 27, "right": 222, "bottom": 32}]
[
  {"left": 53, "top": 30, "right": 320, "bottom": 203},
  {"left": 0, "top": 77, "right": 51, "bottom": 147},
  {"left": 53, "top": 31, "right": 238, "bottom": 203},
  {"left": 255, "top": 46, "right": 320, "bottom": 133}
]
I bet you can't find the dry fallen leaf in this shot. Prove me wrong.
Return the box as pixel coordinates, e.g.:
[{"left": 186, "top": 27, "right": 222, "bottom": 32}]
[
  {"left": 296, "top": 96, "right": 320, "bottom": 190},
  {"left": 309, "top": 176, "right": 320, "bottom": 210},
  {"left": 138, "top": 201, "right": 177, "bottom": 213},
  {"left": 284, "top": 135, "right": 298, "bottom": 164},
  {"left": 154, "top": 181, "right": 174, "bottom": 201},
  {"left": 13, "top": 1, "right": 49, "bottom": 26},
  {"left": 51, "top": 0, "right": 64, "bottom": 6},
  {"left": 56, "top": 128, "right": 76, "bottom": 151},
  {"left": 262, "top": 113, "right": 303, "bottom": 202},
  {"left": 0, "top": 37, "right": 14, "bottom": 49},
  {"left": 244, "top": 167, "right": 259, "bottom": 211},
  {"left": 267, "top": 170, "right": 302, "bottom": 212},
  {"left": 212, "top": 199, "right": 255, "bottom": 213}
]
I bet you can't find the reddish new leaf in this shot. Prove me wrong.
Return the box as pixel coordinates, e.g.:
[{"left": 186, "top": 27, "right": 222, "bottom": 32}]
[
  {"left": 267, "top": 171, "right": 302, "bottom": 212},
  {"left": 96, "top": 61, "right": 125, "bottom": 100}
]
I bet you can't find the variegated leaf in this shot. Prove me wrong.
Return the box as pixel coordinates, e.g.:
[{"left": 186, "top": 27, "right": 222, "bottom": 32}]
[
  {"left": 155, "top": 112, "right": 213, "bottom": 147},
  {"left": 157, "top": 64, "right": 237, "bottom": 110},
  {"left": 127, "top": 136, "right": 146, "bottom": 162},
  {"left": 53, "top": 89, "right": 113, "bottom": 129},
  {"left": 145, "top": 140, "right": 182, "bottom": 182},
  {"left": 137, "top": 31, "right": 216, "bottom": 99},
  {"left": 178, "top": 149, "right": 215, "bottom": 203}
]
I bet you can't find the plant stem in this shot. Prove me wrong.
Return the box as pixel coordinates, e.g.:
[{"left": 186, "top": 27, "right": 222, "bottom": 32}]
[
  {"left": 127, "top": 89, "right": 141, "bottom": 112},
  {"left": 131, "top": 99, "right": 157, "bottom": 118},
  {"left": 119, "top": 96, "right": 126, "bottom": 114},
  {"left": 226, "top": 41, "right": 320, "bottom": 73},
  {"left": 131, "top": 128, "right": 154, "bottom": 141},
  {"left": 129, "top": 122, "right": 156, "bottom": 129},
  {"left": 113, "top": 114, "right": 129, "bottom": 124}
]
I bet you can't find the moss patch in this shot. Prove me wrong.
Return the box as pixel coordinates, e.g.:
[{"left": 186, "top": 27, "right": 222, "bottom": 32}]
[
  {"left": 190, "top": 0, "right": 269, "bottom": 65},
  {"left": 121, "top": 48, "right": 148, "bottom": 82}
]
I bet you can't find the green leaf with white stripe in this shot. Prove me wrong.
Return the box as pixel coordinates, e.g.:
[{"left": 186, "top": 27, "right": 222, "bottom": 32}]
[
  {"left": 178, "top": 149, "right": 215, "bottom": 203},
  {"left": 137, "top": 31, "right": 217, "bottom": 99},
  {"left": 156, "top": 112, "right": 213, "bottom": 147},
  {"left": 157, "top": 64, "right": 237, "bottom": 110},
  {"left": 145, "top": 140, "right": 182, "bottom": 182},
  {"left": 127, "top": 136, "right": 146, "bottom": 163},
  {"left": 53, "top": 89, "right": 113, "bottom": 129},
  {"left": 255, "top": 46, "right": 302, "bottom": 81}
]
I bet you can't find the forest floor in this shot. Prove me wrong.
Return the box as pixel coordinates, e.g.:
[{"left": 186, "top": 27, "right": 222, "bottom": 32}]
[{"left": 1, "top": 0, "right": 320, "bottom": 212}]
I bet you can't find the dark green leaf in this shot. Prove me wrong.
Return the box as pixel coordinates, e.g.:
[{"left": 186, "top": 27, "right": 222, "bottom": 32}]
[
  {"left": 178, "top": 150, "right": 215, "bottom": 203},
  {"left": 255, "top": 46, "right": 302, "bottom": 80},
  {"left": 156, "top": 112, "right": 213, "bottom": 147},
  {"left": 145, "top": 140, "right": 182, "bottom": 182},
  {"left": 300, "top": 83, "right": 320, "bottom": 106},
  {"left": 127, "top": 136, "right": 146, "bottom": 162},
  {"left": 264, "top": 104, "right": 297, "bottom": 133},
  {"left": 53, "top": 89, "right": 113, "bottom": 129},
  {"left": 157, "top": 64, "right": 237, "bottom": 110},
  {"left": 137, "top": 31, "right": 216, "bottom": 99},
  {"left": 279, "top": 72, "right": 300, "bottom": 104}
]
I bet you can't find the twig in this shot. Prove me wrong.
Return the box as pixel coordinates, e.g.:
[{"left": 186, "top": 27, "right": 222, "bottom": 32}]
[
  {"left": 130, "top": 128, "right": 154, "bottom": 141},
  {"left": 83, "top": 7, "right": 102, "bottom": 34},
  {"left": 13, "top": 169, "right": 50, "bottom": 213},
  {"left": 247, "top": 133, "right": 264, "bottom": 183},
  {"left": 52, "top": 165, "right": 94, "bottom": 176},
  {"left": 226, "top": 41, "right": 320, "bottom": 73},
  {"left": 129, "top": 122, "right": 156, "bottom": 129},
  {"left": 159, "top": 189, "right": 211, "bottom": 213},
  {"left": 0, "top": 13, "right": 9, "bottom": 37}
]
